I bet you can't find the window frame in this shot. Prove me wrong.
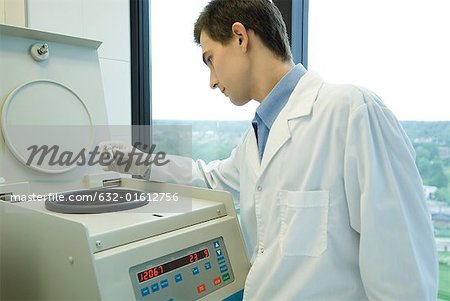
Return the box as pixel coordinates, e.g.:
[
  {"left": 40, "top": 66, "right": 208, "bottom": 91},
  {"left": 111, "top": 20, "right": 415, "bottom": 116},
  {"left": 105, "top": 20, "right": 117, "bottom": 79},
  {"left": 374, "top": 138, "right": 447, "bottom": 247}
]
[{"left": 130, "top": 0, "right": 151, "bottom": 147}]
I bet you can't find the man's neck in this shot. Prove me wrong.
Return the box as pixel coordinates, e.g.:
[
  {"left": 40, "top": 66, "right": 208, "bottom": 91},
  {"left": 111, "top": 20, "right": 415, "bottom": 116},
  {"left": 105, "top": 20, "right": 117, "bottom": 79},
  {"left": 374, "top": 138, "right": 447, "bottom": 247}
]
[{"left": 251, "top": 56, "right": 295, "bottom": 103}]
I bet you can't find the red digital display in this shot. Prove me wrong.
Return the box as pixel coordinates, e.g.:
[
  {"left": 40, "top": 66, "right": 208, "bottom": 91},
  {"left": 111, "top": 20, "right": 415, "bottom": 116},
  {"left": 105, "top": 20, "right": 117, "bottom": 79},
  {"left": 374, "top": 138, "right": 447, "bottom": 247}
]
[{"left": 137, "top": 248, "right": 209, "bottom": 283}]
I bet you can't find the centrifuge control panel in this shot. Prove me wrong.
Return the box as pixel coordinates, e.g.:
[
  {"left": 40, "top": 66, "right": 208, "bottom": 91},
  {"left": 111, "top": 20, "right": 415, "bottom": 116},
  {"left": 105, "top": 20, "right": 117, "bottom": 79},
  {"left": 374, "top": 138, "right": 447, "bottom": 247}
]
[{"left": 129, "top": 237, "right": 235, "bottom": 300}]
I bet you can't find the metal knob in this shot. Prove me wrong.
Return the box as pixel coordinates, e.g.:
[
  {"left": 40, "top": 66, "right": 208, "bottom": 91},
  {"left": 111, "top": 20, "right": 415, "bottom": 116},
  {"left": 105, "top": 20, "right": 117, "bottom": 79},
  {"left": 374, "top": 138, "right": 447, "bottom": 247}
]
[
  {"left": 37, "top": 43, "right": 49, "bottom": 55},
  {"left": 30, "top": 42, "right": 50, "bottom": 62}
]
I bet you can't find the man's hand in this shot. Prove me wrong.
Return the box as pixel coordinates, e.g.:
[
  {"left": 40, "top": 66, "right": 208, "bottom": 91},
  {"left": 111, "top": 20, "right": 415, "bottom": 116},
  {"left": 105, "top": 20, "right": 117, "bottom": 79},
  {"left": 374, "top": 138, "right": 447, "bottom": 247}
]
[{"left": 99, "top": 141, "right": 152, "bottom": 177}]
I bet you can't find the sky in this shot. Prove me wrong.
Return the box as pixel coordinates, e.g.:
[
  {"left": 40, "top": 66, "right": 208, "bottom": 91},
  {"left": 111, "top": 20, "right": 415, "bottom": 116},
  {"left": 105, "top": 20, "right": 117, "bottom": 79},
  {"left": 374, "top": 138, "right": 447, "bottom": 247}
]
[
  {"left": 151, "top": 0, "right": 258, "bottom": 121},
  {"left": 151, "top": 0, "right": 450, "bottom": 121}
]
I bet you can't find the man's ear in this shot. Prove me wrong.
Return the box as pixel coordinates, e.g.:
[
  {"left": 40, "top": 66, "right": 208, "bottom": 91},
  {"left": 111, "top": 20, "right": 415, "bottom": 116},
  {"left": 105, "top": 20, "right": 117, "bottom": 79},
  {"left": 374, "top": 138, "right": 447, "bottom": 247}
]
[{"left": 231, "top": 22, "right": 249, "bottom": 51}]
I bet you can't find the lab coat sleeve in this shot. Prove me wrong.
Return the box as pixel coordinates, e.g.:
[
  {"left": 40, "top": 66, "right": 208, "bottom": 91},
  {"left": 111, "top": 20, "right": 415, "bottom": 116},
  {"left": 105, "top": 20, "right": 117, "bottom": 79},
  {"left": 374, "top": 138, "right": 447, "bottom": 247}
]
[
  {"left": 343, "top": 88, "right": 438, "bottom": 300},
  {"left": 149, "top": 146, "right": 241, "bottom": 206}
]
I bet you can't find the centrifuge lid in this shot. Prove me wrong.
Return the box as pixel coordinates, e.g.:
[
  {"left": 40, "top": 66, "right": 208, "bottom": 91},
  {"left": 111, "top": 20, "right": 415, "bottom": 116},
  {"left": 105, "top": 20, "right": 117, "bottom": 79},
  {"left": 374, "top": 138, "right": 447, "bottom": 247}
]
[
  {"left": 0, "top": 24, "right": 110, "bottom": 196},
  {"left": 1, "top": 79, "right": 94, "bottom": 174}
]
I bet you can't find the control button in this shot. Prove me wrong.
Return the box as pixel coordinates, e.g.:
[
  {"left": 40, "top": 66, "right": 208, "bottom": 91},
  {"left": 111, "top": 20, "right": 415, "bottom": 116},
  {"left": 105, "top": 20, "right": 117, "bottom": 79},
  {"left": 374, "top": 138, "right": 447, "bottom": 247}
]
[
  {"left": 213, "top": 276, "right": 222, "bottom": 286},
  {"left": 213, "top": 241, "right": 220, "bottom": 248},
  {"left": 141, "top": 287, "right": 150, "bottom": 297},
  {"left": 192, "top": 267, "right": 200, "bottom": 275},
  {"left": 160, "top": 279, "right": 169, "bottom": 289},
  {"left": 222, "top": 273, "right": 230, "bottom": 282},
  {"left": 197, "top": 283, "right": 206, "bottom": 294},
  {"left": 217, "top": 256, "right": 225, "bottom": 264},
  {"left": 257, "top": 186, "right": 262, "bottom": 191},
  {"left": 220, "top": 264, "right": 228, "bottom": 273},
  {"left": 205, "top": 262, "right": 212, "bottom": 270},
  {"left": 259, "top": 247, "right": 264, "bottom": 254},
  {"left": 216, "top": 249, "right": 222, "bottom": 257},
  {"left": 151, "top": 283, "right": 160, "bottom": 293},
  {"left": 174, "top": 274, "right": 183, "bottom": 283}
]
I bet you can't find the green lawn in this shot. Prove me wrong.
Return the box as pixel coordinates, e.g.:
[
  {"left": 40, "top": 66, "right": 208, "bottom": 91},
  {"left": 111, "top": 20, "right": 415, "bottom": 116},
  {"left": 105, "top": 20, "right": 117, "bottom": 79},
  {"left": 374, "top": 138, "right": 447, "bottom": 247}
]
[{"left": 439, "top": 252, "right": 450, "bottom": 300}]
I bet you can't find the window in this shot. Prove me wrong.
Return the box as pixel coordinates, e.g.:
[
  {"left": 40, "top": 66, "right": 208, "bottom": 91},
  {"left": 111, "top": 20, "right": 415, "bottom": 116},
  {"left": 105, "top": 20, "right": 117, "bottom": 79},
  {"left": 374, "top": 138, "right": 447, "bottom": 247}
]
[
  {"left": 309, "top": 0, "right": 450, "bottom": 121},
  {"left": 309, "top": 1, "right": 450, "bottom": 299},
  {"left": 151, "top": 0, "right": 258, "bottom": 122},
  {"left": 148, "top": 0, "right": 304, "bottom": 161},
  {"left": 150, "top": 0, "right": 257, "bottom": 162},
  {"left": 149, "top": 0, "right": 257, "bottom": 161}
]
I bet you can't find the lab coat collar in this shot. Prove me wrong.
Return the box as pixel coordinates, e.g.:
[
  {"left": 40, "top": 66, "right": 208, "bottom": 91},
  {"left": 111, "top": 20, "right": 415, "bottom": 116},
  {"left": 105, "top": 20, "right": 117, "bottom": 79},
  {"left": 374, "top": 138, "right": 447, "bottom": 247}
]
[
  {"left": 258, "top": 70, "right": 324, "bottom": 173},
  {"left": 285, "top": 70, "right": 324, "bottom": 120}
]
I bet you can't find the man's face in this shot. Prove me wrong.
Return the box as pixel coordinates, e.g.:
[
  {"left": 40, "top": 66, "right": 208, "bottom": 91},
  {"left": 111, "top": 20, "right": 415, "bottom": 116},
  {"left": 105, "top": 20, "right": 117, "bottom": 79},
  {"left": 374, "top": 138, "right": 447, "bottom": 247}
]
[{"left": 200, "top": 31, "right": 251, "bottom": 106}]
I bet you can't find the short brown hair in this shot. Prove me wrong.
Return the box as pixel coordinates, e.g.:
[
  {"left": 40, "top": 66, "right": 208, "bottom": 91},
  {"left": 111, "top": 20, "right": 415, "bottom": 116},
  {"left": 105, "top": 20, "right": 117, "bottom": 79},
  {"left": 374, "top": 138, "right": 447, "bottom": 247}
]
[{"left": 194, "top": 0, "right": 292, "bottom": 62}]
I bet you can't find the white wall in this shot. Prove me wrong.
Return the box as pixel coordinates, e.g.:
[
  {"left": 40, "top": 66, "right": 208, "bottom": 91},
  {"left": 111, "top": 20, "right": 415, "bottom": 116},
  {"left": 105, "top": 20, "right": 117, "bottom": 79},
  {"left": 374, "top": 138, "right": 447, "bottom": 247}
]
[
  {"left": 0, "top": 0, "right": 4, "bottom": 24},
  {"left": 0, "top": 0, "right": 26, "bottom": 26},
  {"left": 25, "top": 0, "right": 132, "bottom": 128}
]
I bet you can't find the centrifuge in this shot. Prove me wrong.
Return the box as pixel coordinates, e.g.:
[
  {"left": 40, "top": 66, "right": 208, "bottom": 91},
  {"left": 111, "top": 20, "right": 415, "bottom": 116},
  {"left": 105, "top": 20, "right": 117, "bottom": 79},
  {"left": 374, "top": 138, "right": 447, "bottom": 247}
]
[{"left": 0, "top": 24, "right": 250, "bottom": 301}]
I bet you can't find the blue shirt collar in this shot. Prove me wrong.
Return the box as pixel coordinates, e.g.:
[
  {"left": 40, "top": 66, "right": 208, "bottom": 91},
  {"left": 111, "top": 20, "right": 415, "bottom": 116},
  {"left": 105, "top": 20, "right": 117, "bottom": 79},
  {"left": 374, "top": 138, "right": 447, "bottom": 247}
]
[{"left": 255, "top": 64, "right": 307, "bottom": 129}]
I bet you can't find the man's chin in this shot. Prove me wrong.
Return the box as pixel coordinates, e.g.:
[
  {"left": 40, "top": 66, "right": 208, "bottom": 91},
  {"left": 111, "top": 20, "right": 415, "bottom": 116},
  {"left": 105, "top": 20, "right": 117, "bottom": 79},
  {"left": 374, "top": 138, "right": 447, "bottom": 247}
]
[{"left": 229, "top": 97, "right": 249, "bottom": 107}]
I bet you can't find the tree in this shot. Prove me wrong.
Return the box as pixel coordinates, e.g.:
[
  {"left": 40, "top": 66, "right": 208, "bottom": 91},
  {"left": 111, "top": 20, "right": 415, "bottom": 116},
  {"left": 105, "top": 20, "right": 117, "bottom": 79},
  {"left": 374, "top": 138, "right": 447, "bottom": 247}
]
[
  {"left": 428, "top": 161, "right": 449, "bottom": 188},
  {"left": 435, "top": 188, "right": 450, "bottom": 205}
]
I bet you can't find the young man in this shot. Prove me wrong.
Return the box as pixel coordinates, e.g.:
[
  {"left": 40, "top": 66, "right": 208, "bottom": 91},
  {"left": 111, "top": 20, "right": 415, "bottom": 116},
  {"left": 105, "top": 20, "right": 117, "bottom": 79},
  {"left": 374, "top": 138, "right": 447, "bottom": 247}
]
[{"left": 103, "top": 0, "right": 438, "bottom": 299}]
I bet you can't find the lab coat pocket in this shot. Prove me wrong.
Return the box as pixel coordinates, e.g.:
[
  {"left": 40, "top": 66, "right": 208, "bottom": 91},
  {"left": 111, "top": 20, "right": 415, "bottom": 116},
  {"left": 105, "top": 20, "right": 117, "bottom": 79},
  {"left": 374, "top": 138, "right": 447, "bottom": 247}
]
[{"left": 278, "top": 190, "right": 329, "bottom": 257}]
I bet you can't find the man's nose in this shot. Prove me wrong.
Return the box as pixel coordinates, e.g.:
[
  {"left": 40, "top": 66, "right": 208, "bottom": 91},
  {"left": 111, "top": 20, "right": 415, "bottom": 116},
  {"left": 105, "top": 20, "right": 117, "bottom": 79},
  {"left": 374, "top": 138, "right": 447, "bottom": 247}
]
[{"left": 210, "top": 71, "right": 219, "bottom": 89}]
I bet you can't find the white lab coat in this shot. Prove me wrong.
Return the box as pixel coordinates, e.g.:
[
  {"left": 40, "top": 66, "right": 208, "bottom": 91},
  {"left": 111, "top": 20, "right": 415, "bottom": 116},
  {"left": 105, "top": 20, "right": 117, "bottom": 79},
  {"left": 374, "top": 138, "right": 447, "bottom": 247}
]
[{"left": 150, "top": 71, "right": 438, "bottom": 300}]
